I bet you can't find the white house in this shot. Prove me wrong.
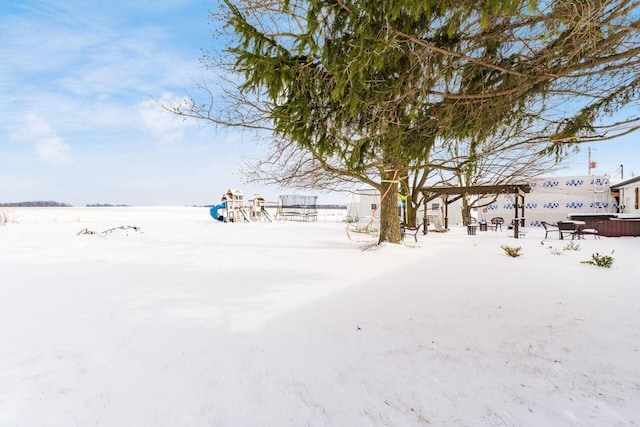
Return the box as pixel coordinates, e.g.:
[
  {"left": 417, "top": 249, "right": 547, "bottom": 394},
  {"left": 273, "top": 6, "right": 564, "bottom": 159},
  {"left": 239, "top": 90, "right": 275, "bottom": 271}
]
[{"left": 611, "top": 176, "right": 640, "bottom": 215}]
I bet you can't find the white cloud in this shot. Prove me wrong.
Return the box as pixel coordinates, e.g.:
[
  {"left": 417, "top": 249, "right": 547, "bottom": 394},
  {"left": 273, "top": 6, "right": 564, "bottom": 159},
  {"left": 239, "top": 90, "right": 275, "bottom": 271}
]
[
  {"left": 135, "top": 94, "right": 196, "bottom": 144},
  {"left": 12, "top": 114, "right": 72, "bottom": 164},
  {"left": 36, "top": 136, "right": 72, "bottom": 164}
]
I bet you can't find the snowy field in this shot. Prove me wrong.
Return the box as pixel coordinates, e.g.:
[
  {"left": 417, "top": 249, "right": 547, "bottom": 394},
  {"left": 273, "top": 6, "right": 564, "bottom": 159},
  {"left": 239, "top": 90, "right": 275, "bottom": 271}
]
[{"left": 1, "top": 206, "right": 639, "bottom": 426}]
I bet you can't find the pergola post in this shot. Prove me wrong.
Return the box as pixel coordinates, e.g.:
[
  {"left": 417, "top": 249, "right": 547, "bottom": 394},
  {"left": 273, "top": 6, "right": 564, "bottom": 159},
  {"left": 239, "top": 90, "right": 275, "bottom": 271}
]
[
  {"left": 514, "top": 195, "right": 520, "bottom": 238},
  {"left": 423, "top": 195, "right": 428, "bottom": 235},
  {"left": 444, "top": 195, "right": 449, "bottom": 229},
  {"left": 513, "top": 189, "right": 527, "bottom": 239}
]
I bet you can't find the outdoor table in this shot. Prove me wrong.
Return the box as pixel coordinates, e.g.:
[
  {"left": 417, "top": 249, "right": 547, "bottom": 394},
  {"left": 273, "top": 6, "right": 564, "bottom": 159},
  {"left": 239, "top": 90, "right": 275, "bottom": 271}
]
[
  {"left": 558, "top": 220, "right": 586, "bottom": 239},
  {"left": 569, "top": 220, "right": 586, "bottom": 239}
]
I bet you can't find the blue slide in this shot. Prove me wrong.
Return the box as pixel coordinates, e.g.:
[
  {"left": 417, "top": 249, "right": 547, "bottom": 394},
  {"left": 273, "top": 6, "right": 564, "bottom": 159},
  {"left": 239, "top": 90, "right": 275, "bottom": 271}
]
[{"left": 210, "top": 202, "right": 226, "bottom": 222}]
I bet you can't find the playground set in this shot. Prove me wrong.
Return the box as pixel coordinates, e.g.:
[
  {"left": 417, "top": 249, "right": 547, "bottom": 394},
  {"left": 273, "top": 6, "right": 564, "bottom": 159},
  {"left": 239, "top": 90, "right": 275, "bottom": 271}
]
[
  {"left": 209, "top": 191, "right": 321, "bottom": 223},
  {"left": 209, "top": 189, "right": 274, "bottom": 223}
]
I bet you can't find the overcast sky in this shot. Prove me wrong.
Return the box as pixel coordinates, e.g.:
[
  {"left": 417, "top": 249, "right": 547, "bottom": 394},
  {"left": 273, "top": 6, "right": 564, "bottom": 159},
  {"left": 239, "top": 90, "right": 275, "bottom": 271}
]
[{"left": 1, "top": 1, "right": 638, "bottom": 206}]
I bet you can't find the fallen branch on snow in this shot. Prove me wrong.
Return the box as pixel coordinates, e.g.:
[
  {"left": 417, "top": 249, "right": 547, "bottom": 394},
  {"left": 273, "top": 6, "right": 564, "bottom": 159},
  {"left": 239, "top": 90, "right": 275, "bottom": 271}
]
[{"left": 77, "top": 226, "right": 141, "bottom": 236}]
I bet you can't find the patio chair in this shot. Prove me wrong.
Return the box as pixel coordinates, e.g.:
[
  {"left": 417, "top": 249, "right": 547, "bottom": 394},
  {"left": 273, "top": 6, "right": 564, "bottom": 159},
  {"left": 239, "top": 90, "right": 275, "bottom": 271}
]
[
  {"left": 541, "top": 221, "right": 558, "bottom": 239},
  {"left": 401, "top": 222, "right": 423, "bottom": 242},
  {"left": 579, "top": 221, "right": 601, "bottom": 239},
  {"left": 487, "top": 217, "right": 504, "bottom": 232}
]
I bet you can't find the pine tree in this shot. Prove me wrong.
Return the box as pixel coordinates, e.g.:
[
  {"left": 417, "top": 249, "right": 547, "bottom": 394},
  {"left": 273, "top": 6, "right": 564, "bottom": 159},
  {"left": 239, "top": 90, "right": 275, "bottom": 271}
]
[{"left": 194, "top": 0, "right": 640, "bottom": 243}]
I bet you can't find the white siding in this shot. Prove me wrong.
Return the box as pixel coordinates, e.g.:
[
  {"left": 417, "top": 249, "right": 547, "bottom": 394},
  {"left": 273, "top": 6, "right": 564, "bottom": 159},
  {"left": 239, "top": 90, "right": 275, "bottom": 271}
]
[{"left": 477, "top": 175, "right": 614, "bottom": 227}]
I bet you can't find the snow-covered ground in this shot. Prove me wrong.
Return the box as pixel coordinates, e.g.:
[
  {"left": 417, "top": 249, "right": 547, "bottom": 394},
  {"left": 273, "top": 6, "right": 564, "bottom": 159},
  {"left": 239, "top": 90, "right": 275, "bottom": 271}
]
[{"left": 1, "top": 206, "right": 638, "bottom": 426}]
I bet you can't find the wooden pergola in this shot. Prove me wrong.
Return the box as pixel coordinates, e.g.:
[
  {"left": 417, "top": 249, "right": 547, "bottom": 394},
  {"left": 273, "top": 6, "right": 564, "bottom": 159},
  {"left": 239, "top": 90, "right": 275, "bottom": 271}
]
[{"left": 420, "top": 184, "right": 532, "bottom": 239}]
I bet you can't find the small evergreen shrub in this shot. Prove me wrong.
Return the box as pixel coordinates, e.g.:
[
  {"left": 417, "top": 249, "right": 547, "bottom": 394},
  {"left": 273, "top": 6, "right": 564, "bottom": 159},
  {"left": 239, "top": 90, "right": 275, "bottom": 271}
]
[
  {"left": 563, "top": 241, "right": 581, "bottom": 251},
  {"left": 581, "top": 252, "right": 614, "bottom": 268},
  {"left": 501, "top": 245, "right": 522, "bottom": 258}
]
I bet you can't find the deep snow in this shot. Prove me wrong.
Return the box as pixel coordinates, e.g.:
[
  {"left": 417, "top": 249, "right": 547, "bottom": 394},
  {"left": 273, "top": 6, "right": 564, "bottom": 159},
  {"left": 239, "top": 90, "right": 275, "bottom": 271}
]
[{"left": 1, "top": 206, "right": 638, "bottom": 426}]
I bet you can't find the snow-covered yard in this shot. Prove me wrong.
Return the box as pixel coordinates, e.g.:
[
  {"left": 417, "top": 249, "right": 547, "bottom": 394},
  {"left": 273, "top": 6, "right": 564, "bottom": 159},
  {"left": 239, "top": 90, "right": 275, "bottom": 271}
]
[{"left": 1, "top": 207, "right": 638, "bottom": 426}]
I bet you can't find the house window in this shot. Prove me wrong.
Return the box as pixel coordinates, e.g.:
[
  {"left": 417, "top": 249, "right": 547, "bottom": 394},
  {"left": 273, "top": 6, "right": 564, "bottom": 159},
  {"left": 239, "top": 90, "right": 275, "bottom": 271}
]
[
  {"left": 431, "top": 203, "right": 440, "bottom": 210},
  {"left": 635, "top": 187, "right": 639, "bottom": 210}
]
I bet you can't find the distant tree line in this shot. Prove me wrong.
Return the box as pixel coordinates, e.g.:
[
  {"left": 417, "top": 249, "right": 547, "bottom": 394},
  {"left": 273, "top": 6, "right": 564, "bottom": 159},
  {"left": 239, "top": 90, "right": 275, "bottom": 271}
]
[
  {"left": 0, "top": 201, "right": 72, "bottom": 207},
  {"left": 317, "top": 204, "right": 346, "bottom": 210},
  {"left": 85, "top": 204, "right": 129, "bottom": 207}
]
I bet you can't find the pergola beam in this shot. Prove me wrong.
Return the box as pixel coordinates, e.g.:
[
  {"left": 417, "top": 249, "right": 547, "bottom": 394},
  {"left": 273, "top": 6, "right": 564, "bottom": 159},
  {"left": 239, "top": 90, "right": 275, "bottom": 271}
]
[{"left": 422, "top": 184, "right": 532, "bottom": 196}]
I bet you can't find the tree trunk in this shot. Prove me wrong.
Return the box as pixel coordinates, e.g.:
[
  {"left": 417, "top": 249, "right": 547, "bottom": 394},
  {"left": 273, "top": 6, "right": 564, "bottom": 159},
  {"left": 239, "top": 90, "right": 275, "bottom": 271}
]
[
  {"left": 378, "top": 180, "right": 402, "bottom": 244},
  {"left": 404, "top": 196, "right": 418, "bottom": 228},
  {"left": 461, "top": 195, "right": 473, "bottom": 226}
]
